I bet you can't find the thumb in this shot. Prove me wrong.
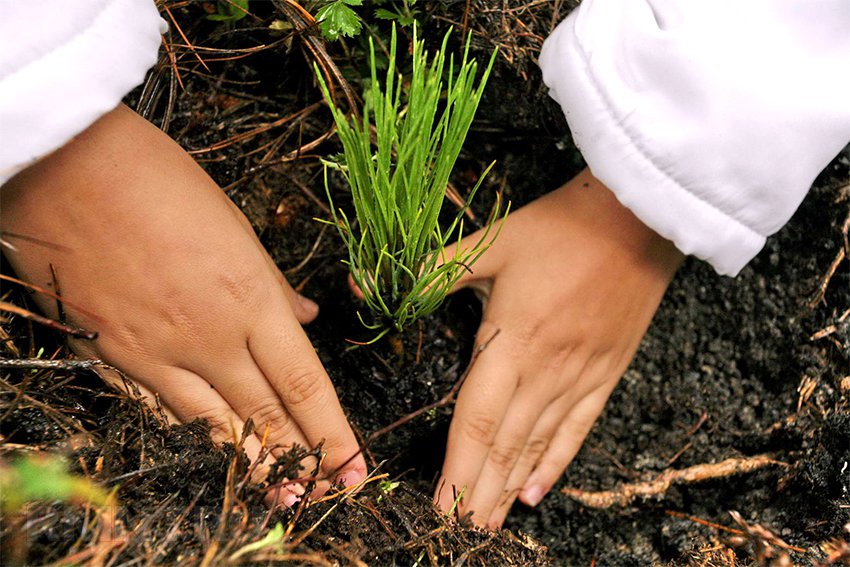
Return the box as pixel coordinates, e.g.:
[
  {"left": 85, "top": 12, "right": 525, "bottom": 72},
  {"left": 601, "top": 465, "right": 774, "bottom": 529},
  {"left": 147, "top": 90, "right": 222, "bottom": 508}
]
[
  {"left": 279, "top": 277, "right": 319, "bottom": 324},
  {"left": 347, "top": 271, "right": 365, "bottom": 301},
  {"left": 441, "top": 222, "right": 504, "bottom": 296},
  {"left": 344, "top": 223, "right": 507, "bottom": 304}
]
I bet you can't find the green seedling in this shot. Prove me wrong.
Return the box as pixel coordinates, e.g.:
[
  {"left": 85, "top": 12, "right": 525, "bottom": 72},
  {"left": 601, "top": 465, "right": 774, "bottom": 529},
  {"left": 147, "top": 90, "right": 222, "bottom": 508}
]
[
  {"left": 0, "top": 454, "right": 112, "bottom": 514},
  {"left": 374, "top": 0, "right": 420, "bottom": 28},
  {"left": 207, "top": 0, "right": 250, "bottom": 22},
  {"left": 377, "top": 478, "right": 400, "bottom": 502},
  {"left": 316, "top": 26, "right": 506, "bottom": 341},
  {"left": 229, "top": 522, "right": 285, "bottom": 561},
  {"left": 316, "top": 0, "right": 363, "bottom": 41}
]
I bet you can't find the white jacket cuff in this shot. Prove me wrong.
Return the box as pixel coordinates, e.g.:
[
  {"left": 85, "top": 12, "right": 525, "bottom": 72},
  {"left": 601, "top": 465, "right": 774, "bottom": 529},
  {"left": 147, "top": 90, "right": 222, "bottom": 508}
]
[
  {"left": 0, "top": 0, "right": 166, "bottom": 186},
  {"left": 540, "top": 1, "right": 850, "bottom": 276}
]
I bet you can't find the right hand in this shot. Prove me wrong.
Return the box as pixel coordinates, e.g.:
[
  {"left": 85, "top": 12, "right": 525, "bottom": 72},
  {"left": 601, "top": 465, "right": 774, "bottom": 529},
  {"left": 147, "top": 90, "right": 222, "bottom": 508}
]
[{"left": 0, "top": 104, "right": 366, "bottom": 502}]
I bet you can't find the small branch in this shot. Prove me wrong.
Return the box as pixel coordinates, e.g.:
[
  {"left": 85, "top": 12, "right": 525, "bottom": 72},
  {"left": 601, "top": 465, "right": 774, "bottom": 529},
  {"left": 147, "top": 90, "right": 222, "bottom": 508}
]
[
  {"left": 808, "top": 209, "right": 850, "bottom": 308},
  {"left": 445, "top": 181, "right": 477, "bottom": 223},
  {"left": 187, "top": 102, "right": 321, "bottom": 155},
  {"left": 0, "top": 358, "right": 102, "bottom": 371},
  {"left": 561, "top": 454, "right": 785, "bottom": 508},
  {"left": 0, "top": 301, "right": 98, "bottom": 340},
  {"left": 271, "top": 0, "right": 358, "bottom": 113},
  {"left": 283, "top": 169, "right": 331, "bottom": 216},
  {"left": 809, "top": 306, "right": 850, "bottom": 341},
  {"left": 50, "top": 264, "right": 66, "bottom": 324},
  {"left": 665, "top": 510, "right": 745, "bottom": 536},
  {"left": 285, "top": 224, "right": 328, "bottom": 276},
  {"left": 0, "top": 274, "right": 103, "bottom": 322},
  {"left": 729, "top": 510, "right": 807, "bottom": 555},
  {"left": 0, "top": 231, "right": 71, "bottom": 253}
]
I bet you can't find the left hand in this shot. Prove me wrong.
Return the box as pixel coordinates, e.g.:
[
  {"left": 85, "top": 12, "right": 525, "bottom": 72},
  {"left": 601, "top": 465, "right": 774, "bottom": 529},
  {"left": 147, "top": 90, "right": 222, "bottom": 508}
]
[{"left": 434, "top": 169, "right": 684, "bottom": 528}]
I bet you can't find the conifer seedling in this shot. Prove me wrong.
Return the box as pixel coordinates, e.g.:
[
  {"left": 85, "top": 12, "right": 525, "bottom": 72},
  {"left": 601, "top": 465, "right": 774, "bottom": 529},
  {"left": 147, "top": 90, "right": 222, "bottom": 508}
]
[{"left": 316, "top": 26, "right": 506, "bottom": 341}]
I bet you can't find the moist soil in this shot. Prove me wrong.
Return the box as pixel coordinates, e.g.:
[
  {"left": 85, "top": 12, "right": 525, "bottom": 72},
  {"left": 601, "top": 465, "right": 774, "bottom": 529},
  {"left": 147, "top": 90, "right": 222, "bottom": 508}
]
[{"left": 2, "top": 2, "right": 849, "bottom": 565}]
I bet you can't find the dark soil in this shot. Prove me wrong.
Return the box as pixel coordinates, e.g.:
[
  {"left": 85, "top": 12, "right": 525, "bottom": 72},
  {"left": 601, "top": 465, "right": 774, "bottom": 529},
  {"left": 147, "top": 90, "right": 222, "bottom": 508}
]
[{"left": 2, "top": 1, "right": 849, "bottom": 565}]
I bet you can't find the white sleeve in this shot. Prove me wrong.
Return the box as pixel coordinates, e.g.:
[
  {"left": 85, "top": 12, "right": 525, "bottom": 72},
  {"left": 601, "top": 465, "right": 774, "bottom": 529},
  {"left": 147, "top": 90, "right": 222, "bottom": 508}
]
[
  {"left": 0, "top": 0, "right": 166, "bottom": 186},
  {"left": 539, "top": 0, "right": 850, "bottom": 276}
]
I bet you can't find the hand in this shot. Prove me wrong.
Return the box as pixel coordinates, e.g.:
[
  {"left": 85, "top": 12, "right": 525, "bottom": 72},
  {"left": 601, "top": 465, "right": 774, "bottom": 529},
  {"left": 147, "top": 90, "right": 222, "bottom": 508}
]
[
  {"left": 0, "top": 104, "right": 366, "bottom": 502},
  {"left": 434, "top": 169, "right": 684, "bottom": 527}
]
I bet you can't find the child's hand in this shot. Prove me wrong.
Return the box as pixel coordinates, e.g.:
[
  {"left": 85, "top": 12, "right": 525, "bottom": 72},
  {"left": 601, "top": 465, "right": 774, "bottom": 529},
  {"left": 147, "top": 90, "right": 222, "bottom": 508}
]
[
  {"left": 1, "top": 105, "right": 366, "bottom": 500},
  {"left": 434, "top": 169, "right": 684, "bottom": 527}
]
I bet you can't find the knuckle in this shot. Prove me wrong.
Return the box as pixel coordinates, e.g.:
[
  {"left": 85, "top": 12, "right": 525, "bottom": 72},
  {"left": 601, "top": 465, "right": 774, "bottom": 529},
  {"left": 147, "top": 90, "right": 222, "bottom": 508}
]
[
  {"left": 282, "top": 365, "right": 326, "bottom": 406},
  {"left": 543, "top": 344, "right": 578, "bottom": 375},
  {"left": 159, "top": 303, "right": 204, "bottom": 345},
  {"left": 249, "top": 401, "right": 298, "bottom": 444},
  {"left": 194, "top": 408, "right": 240, "bottom": 441},
  {"left": 217, "top": 268, "right": 262, "bottom": 308},
  {"left": 459, "top": 412, "right": 499, "bottom": 446},
  {"left": 319, "top": 431, "right": 356, "bottom": 459},
  {"left": 487, "top": 443, "right": 522, "bottom": 477},
  {"left": 522, "top": 436, "right": 549, "bottom": 464}
]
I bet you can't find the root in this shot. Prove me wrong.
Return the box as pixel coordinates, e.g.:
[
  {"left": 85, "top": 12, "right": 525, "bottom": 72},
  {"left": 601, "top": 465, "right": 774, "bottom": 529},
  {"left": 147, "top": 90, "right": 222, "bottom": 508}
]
[
  {"left": 807, "top": 208, "right": 850, "bottom": 309},
  {"left": 561, "top": 454, "right": 785, "bottom": 508}
]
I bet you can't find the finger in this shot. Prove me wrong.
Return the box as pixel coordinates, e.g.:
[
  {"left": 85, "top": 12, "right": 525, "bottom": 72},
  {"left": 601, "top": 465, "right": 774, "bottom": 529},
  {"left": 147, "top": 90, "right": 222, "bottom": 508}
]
[
  {"left": 461, "top": 385, "right": 549, "bottom": 527},
  {"left": 347, "top": 272, "right": 365, "bottom": 301},
  {"left": 134, "top": 366, "right": 264, "bottom": 454},
  {"left": 184, "top": 351, "right": 319, "bottom": 488},
  {"left": 248, "top": 302, "right": 366, "bottom": 489},
  {"left": 519, "top": 383, "right": 617, "bottom": 507},
  {"left": 468, "top": 350, "right": 600, "bottom": 528},
  {"left": 480, "top": 348, "right": 618, "bottom": 527},
  {"left": 140, "top": 366, "right": 308, "bottom": 504},
  {"left": 436, "top": 328, "right": 518, "bottom": 513},
  {"left": 222, "top": 198, "right": 318, "bottom": 325},
  {"left": 93, "top": 363, "right": 182, "bottom": 425},
  {"left": 81, "top": 338, "right": 289, "bottom": 467},
  {"left": 276, "top": 271, "right": 319, "bottom": 324},
  {"left": 485, "top": 397, "right": 568, "bottom": 528}
]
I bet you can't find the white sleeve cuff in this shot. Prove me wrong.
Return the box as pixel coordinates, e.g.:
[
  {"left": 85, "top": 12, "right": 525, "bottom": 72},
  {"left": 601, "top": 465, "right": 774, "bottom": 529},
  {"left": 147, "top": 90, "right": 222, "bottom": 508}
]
[
  {"left": 0, "top": 0, "right": 166, "bottom": 186},
  {"left": 540, "top": 0, "right": 850, "bottom": 276}
]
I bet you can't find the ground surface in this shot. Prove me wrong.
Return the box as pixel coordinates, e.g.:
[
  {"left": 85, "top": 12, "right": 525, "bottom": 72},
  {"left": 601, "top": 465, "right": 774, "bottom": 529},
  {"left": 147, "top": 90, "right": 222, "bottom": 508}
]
[{"left": 1, "top": 1, "right": 849, "bottom": 565}]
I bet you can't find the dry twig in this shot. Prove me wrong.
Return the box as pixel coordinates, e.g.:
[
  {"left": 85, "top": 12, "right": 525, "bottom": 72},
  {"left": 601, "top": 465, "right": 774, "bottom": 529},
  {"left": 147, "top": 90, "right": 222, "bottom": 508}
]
[
  {"left": 808, "top": 209, "right": 850, "bottom": 308},
  {"left": 0, "top": 358, "right": 102, "bottom": 371},
  {"left": 727, "top": 510, "right": 806, "bottom": 560},
  {"left": 0, "top": 301, "right": 98, "bottom": 340}
]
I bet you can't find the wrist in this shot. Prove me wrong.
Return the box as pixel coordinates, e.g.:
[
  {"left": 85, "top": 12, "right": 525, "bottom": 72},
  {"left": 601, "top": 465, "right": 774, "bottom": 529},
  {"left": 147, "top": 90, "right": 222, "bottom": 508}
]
[{"left": 551, "top": 168, "right": 685, "bottom": 281}]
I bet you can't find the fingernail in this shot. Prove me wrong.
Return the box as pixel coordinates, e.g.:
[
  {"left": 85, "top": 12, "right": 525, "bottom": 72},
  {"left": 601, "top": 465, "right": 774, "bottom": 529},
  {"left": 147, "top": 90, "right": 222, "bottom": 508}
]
[
  {"left": 288, "top": 480, "right": 306, "bottom": 496},
  {"left": 282, "top": 491, "right": 300, "bottom": 508},
  {"left": 521, "top": 485, "right": 544, "bottom": 507},
  {"left": 336, "top": 470, "right": 365, "bottom": 488}
]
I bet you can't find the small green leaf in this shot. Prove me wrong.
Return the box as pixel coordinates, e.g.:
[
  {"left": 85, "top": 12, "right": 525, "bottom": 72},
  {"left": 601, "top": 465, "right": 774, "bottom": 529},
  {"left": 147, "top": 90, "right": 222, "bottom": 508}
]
[
  {"left": 1, "top": 455, "right": 111, "bottom": 514},
  {"left": 374, "top": 8, "right": 398, "bottom": 20},
  {"left": 316, "top": 0, "right": 362, "bottom": 41},
  {"left": 398, "top": 14, "right": 416, "bottom": 27},
  {"left": 268, "top": 19, "right": 292, "bottom": 31},
  {"left": 207, "top": 0, "right": 249, "bottom": 22},
  {"left": 229, "top": 522, "right": 286, "bottom": 561}
]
